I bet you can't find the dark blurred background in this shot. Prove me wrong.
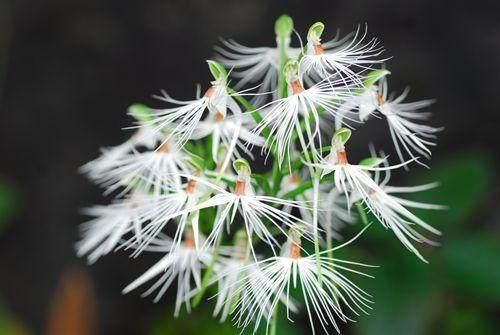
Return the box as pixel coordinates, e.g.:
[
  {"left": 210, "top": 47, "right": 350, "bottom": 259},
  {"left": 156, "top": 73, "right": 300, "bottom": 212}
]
[{"left": 0, "top": 0, "right": 499, "bottom": 334}]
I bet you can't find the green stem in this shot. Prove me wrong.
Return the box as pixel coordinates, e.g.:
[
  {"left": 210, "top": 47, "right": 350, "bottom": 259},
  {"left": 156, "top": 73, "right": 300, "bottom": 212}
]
[
  {"left": 280, "top": 176, "right": 332, "bottom": 200},
  {"left": 278, "top": 36, "right": 288, "bottom": 99},
  {"left": 355, "top": 201, "right": 369, "bottom": 225},
  {"left": 192, "top": 237, "right": 222, "bottom": 307},
  {"left": 270, "top": 303, "right": 279, "bottom": 335},
  {"left": 228, "top": 89, "right": 270, "bottom": 138}
]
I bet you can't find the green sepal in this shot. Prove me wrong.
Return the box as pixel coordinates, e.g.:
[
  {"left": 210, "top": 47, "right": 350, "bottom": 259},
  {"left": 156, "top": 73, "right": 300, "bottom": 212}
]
[
  {"left": 128, "top": 104, "right": 153, "bottom": 123},
  {"left": 233, "top": 158, "right": 251, "bottom": 176},
  {"left": 332, "top": 127, "right": 352, "bottom": 145},
  {"left": 307, "top": 21, "right": 325, "bottom": 42},
  {"left": 359, "top": 157, "right": 384, "bottom": 167},
  {"left": 206, "top": 60, "right": 228, "bottom": 83},
  {"left": 364, "top": 69, "right": 391, "bottom": 88}
]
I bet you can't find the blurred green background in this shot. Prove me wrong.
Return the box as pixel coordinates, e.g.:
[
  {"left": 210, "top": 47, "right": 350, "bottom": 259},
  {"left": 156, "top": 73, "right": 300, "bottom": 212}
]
[{"left": 1, "top": 0, "right": 499, "bottom": 334}]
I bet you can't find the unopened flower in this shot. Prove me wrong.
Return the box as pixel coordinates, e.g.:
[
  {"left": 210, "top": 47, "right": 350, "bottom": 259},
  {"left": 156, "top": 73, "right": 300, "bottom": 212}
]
[
  {"left": 232, "top": 225, "right": 374, "bottom": 334},
  {"left": 122, "top": 229, "right": 212, "bottom": 316}
]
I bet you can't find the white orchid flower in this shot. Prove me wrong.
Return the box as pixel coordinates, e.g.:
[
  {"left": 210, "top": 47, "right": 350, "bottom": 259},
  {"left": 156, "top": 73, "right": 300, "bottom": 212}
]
[
  {"left": 232, "top": 225, "right": 375, "bottom": 335},
  {"left": 122, "top": 230, "right": 212, "bottom": 316}
]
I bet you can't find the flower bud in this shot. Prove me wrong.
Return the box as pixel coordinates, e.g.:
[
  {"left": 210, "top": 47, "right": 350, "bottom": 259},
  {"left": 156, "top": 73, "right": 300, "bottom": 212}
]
[
  {"left": 274, "top": 14, "right": 293, "bottom": 39},
  {"left": 128, "top": 104, "right": 152, "bottom": 123},
  {"left": 283, "top": 60, "right": 299, "bottom": 85}
]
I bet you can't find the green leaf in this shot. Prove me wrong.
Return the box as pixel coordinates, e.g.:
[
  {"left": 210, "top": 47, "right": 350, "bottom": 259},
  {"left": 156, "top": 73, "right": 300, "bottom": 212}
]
[
  {"left": 441, "top": 234, "right": 500, "bottom": 301},
  {"left": 355, "top": 256, "right": 438, "bottom": 335},
  {"left": 408, "top": 152, "right": 492, "bottom": 230},
  {"left": 0, "top": 182, "right": 19, "bottom": 230},
  {"left": 0, "top": 302, "right": 29, "bottom": 335}
]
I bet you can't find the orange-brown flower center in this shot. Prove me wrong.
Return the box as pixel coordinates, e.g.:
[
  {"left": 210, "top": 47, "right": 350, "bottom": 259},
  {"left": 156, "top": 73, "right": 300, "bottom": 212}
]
[
  {"left": 185, "top": 179, "right": 196, "bottom": 193},
  {"left": 289, "top": 240, "right": 302, "bottom": 259},
  {"left": 290, "top": 80, "right": 305, "bottom": 94},
  {"left": 235, "top": 180, "right": 246, "bottom": 196},
  {"left": 214, "top": 111, "right": 225, "bottom": 121},
  {"left": 337, "top": 151, "right": 348, "bottom": 165},
  {"left": 157, "top": 142, "right": 169, "bottom": 153},
  {"left": 376, "top": 92, "right": 385, "bottom": 106},
  {"left": 204, "top": 86, "right": 215, "bottom": 98},
  {"left": 184, "top": 234, "right": 195, "bottom": 248},
  {"left": 313, "top": 43, "right": 324, "bottom": 55}
]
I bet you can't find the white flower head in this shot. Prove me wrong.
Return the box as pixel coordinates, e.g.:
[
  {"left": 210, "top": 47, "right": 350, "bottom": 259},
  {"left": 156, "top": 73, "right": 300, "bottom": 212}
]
[
  {"left": 253, "top": 60, "right": 359, "bottom": 167},
  {"left": 76, "top": 190, "right": 152, "bottom": 264},
  {"left": 375, "top": 77, "right": 441, "bottom": 165},
  {"left": 190, "top": 111, "right": 265, "bottom": 175},
  {"left": 351, "top": 156, "right": 444, "bottom": 262},
  {"left": 141, "top": 61, "right": 243, "bottom": 149},
  {"left": 280, "top": 172, "right": 355, "bottom": 241},
  {"left": 122, "top": 230, "right": 212, "bottom": 316},
  {"left": 174, "top": 159, "right": 312, "bottom": 256},
  {"left": 126, "top": 175, "right": 207, "bottom": 256},
  {"left": 80, "top": 110, "right": 161, "bottom": 181},
  {"left": 91, "top": 138, "right": 191, "bottom": 197},
  {"left": 232, "top": 225, "right": 375, "bottom": 334},
  {"left": 299, "top": 23, "right": 385, "bottom": 86}
]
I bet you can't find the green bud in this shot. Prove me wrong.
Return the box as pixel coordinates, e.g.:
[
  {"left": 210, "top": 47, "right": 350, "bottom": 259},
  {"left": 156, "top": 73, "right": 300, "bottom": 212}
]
[
  {"left": 206, "top": 60, "right": 228, "bottom": 83},
  {"left": 359, "top": 157, "right": 384, "bottom": 167},
  {"left": 128, "top": 104, "right": 152, "bottom": 123},
  {"left": 307, "top": 21, "right": 325, "bottom": 42},
  {"left": 234, "top": 229, "right": 248, "bottom": 245},
  {"left": 283, "top": 59, "right": 299, "bottom": 84},
  {"left": 332, "top": 127, "right": 352, "bottom": 146},
  {"left": 363, "top": 69, "right": 391, "bottom": 88},
  {"left": 233, "top": 158, "right": 251, "bottom": 177},
  {"left": 274, "top": 14, "right": 294, "bottom": 38}
]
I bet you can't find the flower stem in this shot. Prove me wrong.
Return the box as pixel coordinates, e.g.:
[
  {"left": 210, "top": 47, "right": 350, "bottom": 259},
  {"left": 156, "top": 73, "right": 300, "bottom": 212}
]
[
  {"left": 355, "top": 201, "right": 369, "bottom": 225},
  {"left": 192, "top": 237, "right": 222, "bottom": 307},
  {"left": 270, "top": 303, "right": 279, "bottom": 335}
]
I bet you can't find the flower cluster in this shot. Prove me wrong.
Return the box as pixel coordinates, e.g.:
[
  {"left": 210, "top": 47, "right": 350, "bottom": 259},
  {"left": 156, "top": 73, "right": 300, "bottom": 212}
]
[{"left": 78, "top": 14, "right": 442, "bottom": 334}]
